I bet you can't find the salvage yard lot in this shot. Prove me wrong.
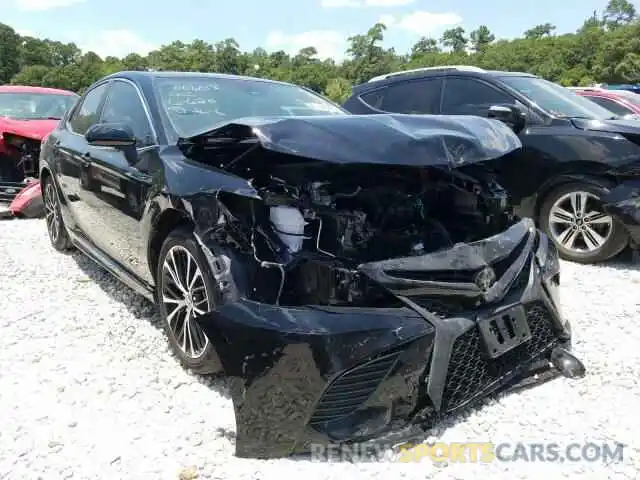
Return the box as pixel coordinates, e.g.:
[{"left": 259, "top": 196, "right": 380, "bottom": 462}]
[{"left": 1, "top": 219, "right": 639, "bottom": 479}]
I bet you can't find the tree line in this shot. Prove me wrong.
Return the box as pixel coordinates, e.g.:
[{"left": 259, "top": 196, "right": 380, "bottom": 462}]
[{"left": 0, "top": 0, "right": 638, "bottom": 103}]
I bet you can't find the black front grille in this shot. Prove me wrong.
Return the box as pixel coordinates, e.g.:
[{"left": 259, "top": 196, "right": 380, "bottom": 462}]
[
  {"left": 385, "top": 235, "right": 529, "bottom": 284},
  {"left": 440, "top": 303, "right": 557, "bottom": 412},
  {"left": 0, "top": 182, "right": 26, "bottom": 203},
  {"left": 309, "top": 351, "right": 400, "bottom": 424},
  {"left": 508, "top": 255, "right": 532, "bottom": 294},
  {"left": 412, "top": 256, "right": 533, "bottom": 318},
  {"left": 413, "top": 296, "right": 481, "bottom": 318}
]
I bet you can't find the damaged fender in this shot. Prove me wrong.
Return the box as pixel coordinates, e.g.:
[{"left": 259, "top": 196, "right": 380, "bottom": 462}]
[{"left": 601, "top": 178, "right": 640, "bottom": 244}]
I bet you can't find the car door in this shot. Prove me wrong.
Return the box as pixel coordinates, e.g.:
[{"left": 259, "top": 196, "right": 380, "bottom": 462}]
[
  {"left": 440, "top": 76, "right": 551, "bottom": 205},
  {"left": 440, "top": 77, "right": 517, "bottom": 117},
  {"left": 78, "top": 79, "right": 158, "bottom": 285},
  {"left": 52, "top": 82, "right": 110, "bottom": 235}
]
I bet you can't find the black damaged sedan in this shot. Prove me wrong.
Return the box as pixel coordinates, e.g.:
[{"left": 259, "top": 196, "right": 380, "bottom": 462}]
[{"left": 39, "top": 71, "right": 585, "bottom": 459}]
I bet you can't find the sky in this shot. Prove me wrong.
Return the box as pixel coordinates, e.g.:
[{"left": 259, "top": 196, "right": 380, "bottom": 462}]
[{"left": 3, "top": 0, "right": 636, "bottom": 60}]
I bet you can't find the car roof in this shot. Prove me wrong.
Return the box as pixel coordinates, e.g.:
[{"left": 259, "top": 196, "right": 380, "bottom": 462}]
[
  {"left": 102, "top": 70, "right": 298, "bottom": 88},
  {"left": 352, "top": 66, "right": 536, "bottom": 95},
  {"left": 0, "top": 85, "right": 77, "bottom": 96},
  {"left": 573, "top": 88, "right": 626, "bottom": 98}
]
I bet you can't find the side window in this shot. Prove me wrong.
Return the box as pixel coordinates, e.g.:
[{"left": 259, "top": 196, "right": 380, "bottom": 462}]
[
  {"left": 360, "top": 78, "right": 443, "bottom": 114},
  {"left": 68, "top": 83, "right": 109, "bottom": 135},
  {"left": 441, "top": 78, "right": 512, "bottom": 116},
  {"left": 586, "top": 96, "right": 632, "bottom": 116},
  {"left": 100, "top": 81, "right": 155, "bottom": 146}
]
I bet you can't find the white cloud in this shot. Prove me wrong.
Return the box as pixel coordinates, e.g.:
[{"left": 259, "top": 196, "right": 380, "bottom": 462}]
[
  {"left": 394, "top": 11, "right": 462, "bottom": 35},
  {"left": 77, "top": 30, "right": 157, "bottom": 58},
  {"left": 266, "top": 30, "right": 346, "bottom": 60},
  {"left": 321, "top": 0, "right": 415, "bottom": 7},
  {"left": 320, "top": 0, "right": 359, "bottom": 6},
  {"left": 13, "top": 0, "right": 86, "bottom": 11},
  {"left": 365, "top": 0, "right": 415, "bottom": 6},
  {"left": 377, "top": 14, "right": 396, "bottom": 26},
  {"left": 16, "top": 28, "right": 36, "bottom": 37}
]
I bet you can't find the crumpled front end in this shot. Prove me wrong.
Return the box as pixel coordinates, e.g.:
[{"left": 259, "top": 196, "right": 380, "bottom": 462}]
[
  {"left": 195, "top": 219, "right": 582, "bottom": 459},
  {"left": 0, "top": 132, "right": 43, "bottom": 204},
  {"left": 177, "top": 112, "right": 583, "bottom": 459}
]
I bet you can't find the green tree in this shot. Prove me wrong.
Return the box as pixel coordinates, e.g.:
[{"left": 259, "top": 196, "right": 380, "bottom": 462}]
[
  {"left": 603, "top": 0, "right": 637, "bottom": 29},
  {"left": 469, "top": 26, "right": 495, "bottom": 53},
  {"left": 440, "top": 27, "right": 468, "bottom": 54},
  {"left": 524, "top": 23, "right": 556, "bottom": 39},
  {"left": 4, "top": 9, "right": 640, "bottom": 98},
  {"left": 410, "top": 37, "right": 440, "bottom": 56},
  {"left": 0, "top": 23, "right": 20, "bottom": 83}
]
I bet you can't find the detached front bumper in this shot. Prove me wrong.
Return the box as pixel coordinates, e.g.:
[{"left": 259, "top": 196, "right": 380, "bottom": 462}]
[{"left": 195, "top": 227, "right": 582, "bottom": 459}]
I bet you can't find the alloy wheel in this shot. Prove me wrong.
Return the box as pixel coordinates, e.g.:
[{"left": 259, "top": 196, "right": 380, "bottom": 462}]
[
  {"left": 548, "top": 190, "right": 613, "bottom": 253},
  {"left": 161, "top": 245, "right": 210, "bottom": 359},
  {"left": 44, "top": 182, "right": 61, "bottom": 244}
]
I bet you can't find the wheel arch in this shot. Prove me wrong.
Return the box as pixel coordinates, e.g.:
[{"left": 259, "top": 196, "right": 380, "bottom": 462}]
[
  {"left": 532, "top": 164, "right": 619, "bottom": 220},
  {"left": 147, "top": 208, "right": 194, "bottom": 285}
]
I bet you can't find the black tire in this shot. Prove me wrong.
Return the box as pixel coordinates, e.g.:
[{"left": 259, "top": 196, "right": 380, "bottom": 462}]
[
  {"left": 42, "top": 176, "right": 74, "bottom": 252},
  {"left": 539, "top": 181, "right": 628, "bottom": 264},
  {"left": 155, "top": 226, "right": 224, "bottom": 375}
]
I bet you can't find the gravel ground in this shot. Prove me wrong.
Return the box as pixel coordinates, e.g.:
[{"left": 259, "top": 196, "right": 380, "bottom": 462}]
[{"left": 1, "top": 219, "right": 639, "bottom": 480}]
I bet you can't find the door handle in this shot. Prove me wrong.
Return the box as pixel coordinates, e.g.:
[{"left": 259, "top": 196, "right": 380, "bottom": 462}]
[{"left": 82, "top": 152, "right": 91, "bottom": 159}]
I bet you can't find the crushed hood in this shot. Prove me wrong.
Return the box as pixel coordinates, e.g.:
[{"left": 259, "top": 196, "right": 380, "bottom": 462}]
[
  {"left": 570, "top": 117, "right": 640, "bottom": 135},
  {"left": 177, "top": 114, "right": 522, "bottom": 168},
  {"left": 0, "top": 117, "right": 59, "bottom": 141}
]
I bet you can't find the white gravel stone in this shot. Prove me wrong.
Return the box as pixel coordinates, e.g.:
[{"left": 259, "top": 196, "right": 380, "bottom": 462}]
[{"left": 1, "top": 219, "right": 639, "bottom": 479}]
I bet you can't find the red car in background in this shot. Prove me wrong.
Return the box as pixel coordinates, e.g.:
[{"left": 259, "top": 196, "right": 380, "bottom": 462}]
[
  {"left": 569, "top": 87, "right": 640, "bottom": 119},
  {"left": 0, "top": 85, "right": 78, "bottom": 218}
]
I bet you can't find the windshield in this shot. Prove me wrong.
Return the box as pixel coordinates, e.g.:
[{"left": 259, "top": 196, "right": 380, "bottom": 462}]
[
  {"left": 0, "top": 92, "right": 78, "bottom": 120},
  {"left": 154, "top": 76, "right": 346, "bottom": 138},
  {"left": 499, "top": 76, "right": 616, "bottom": 120}
]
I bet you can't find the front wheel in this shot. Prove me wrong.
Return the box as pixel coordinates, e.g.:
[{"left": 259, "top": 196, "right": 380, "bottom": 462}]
[
  {"left": 42, "top": 177, "right": 73, "bottom": 252},
  {"left": 539, "top": 182, "right": 628, "bottom": 264},
  {"left": 156, "top": 227, "right": 223, "bottom": 375}
]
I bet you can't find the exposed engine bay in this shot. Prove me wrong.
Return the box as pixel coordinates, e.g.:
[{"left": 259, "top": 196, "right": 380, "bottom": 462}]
[
  {"left": 0, "top": 133, "right": 41, "bottom": 182},
  {"left": 0, "top": 133, "right": 41, "bottom": 208},
  {"left": 212, "top": 159, "right": 514, "bottom": 308}
]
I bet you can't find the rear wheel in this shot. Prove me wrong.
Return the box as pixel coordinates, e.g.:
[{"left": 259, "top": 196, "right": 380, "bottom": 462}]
[
  {"left": 42, "top": 177, "right": 73, "bottom": 252},
  {"left": 539, "top": 182, "right": 628, "bottom": 264},
  {"left": 156, "top": 227, "right": 223, "bottom": 375}
]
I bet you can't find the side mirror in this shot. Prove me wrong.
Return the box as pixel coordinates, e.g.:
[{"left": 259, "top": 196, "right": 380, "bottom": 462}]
[
  {"left": 85, "top": 123, "right": 136, "bottom": 148},
  {"left": 488, "top": 104, "right": 526, "bottom": 132}
]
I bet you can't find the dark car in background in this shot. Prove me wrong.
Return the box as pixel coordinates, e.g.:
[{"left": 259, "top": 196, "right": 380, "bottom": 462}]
[
  {"left": 39, "top": 70, "right": 583, "bottom": 458},
  {"left": 344, "top": 66, "right": 640, "bottom": 264}
]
